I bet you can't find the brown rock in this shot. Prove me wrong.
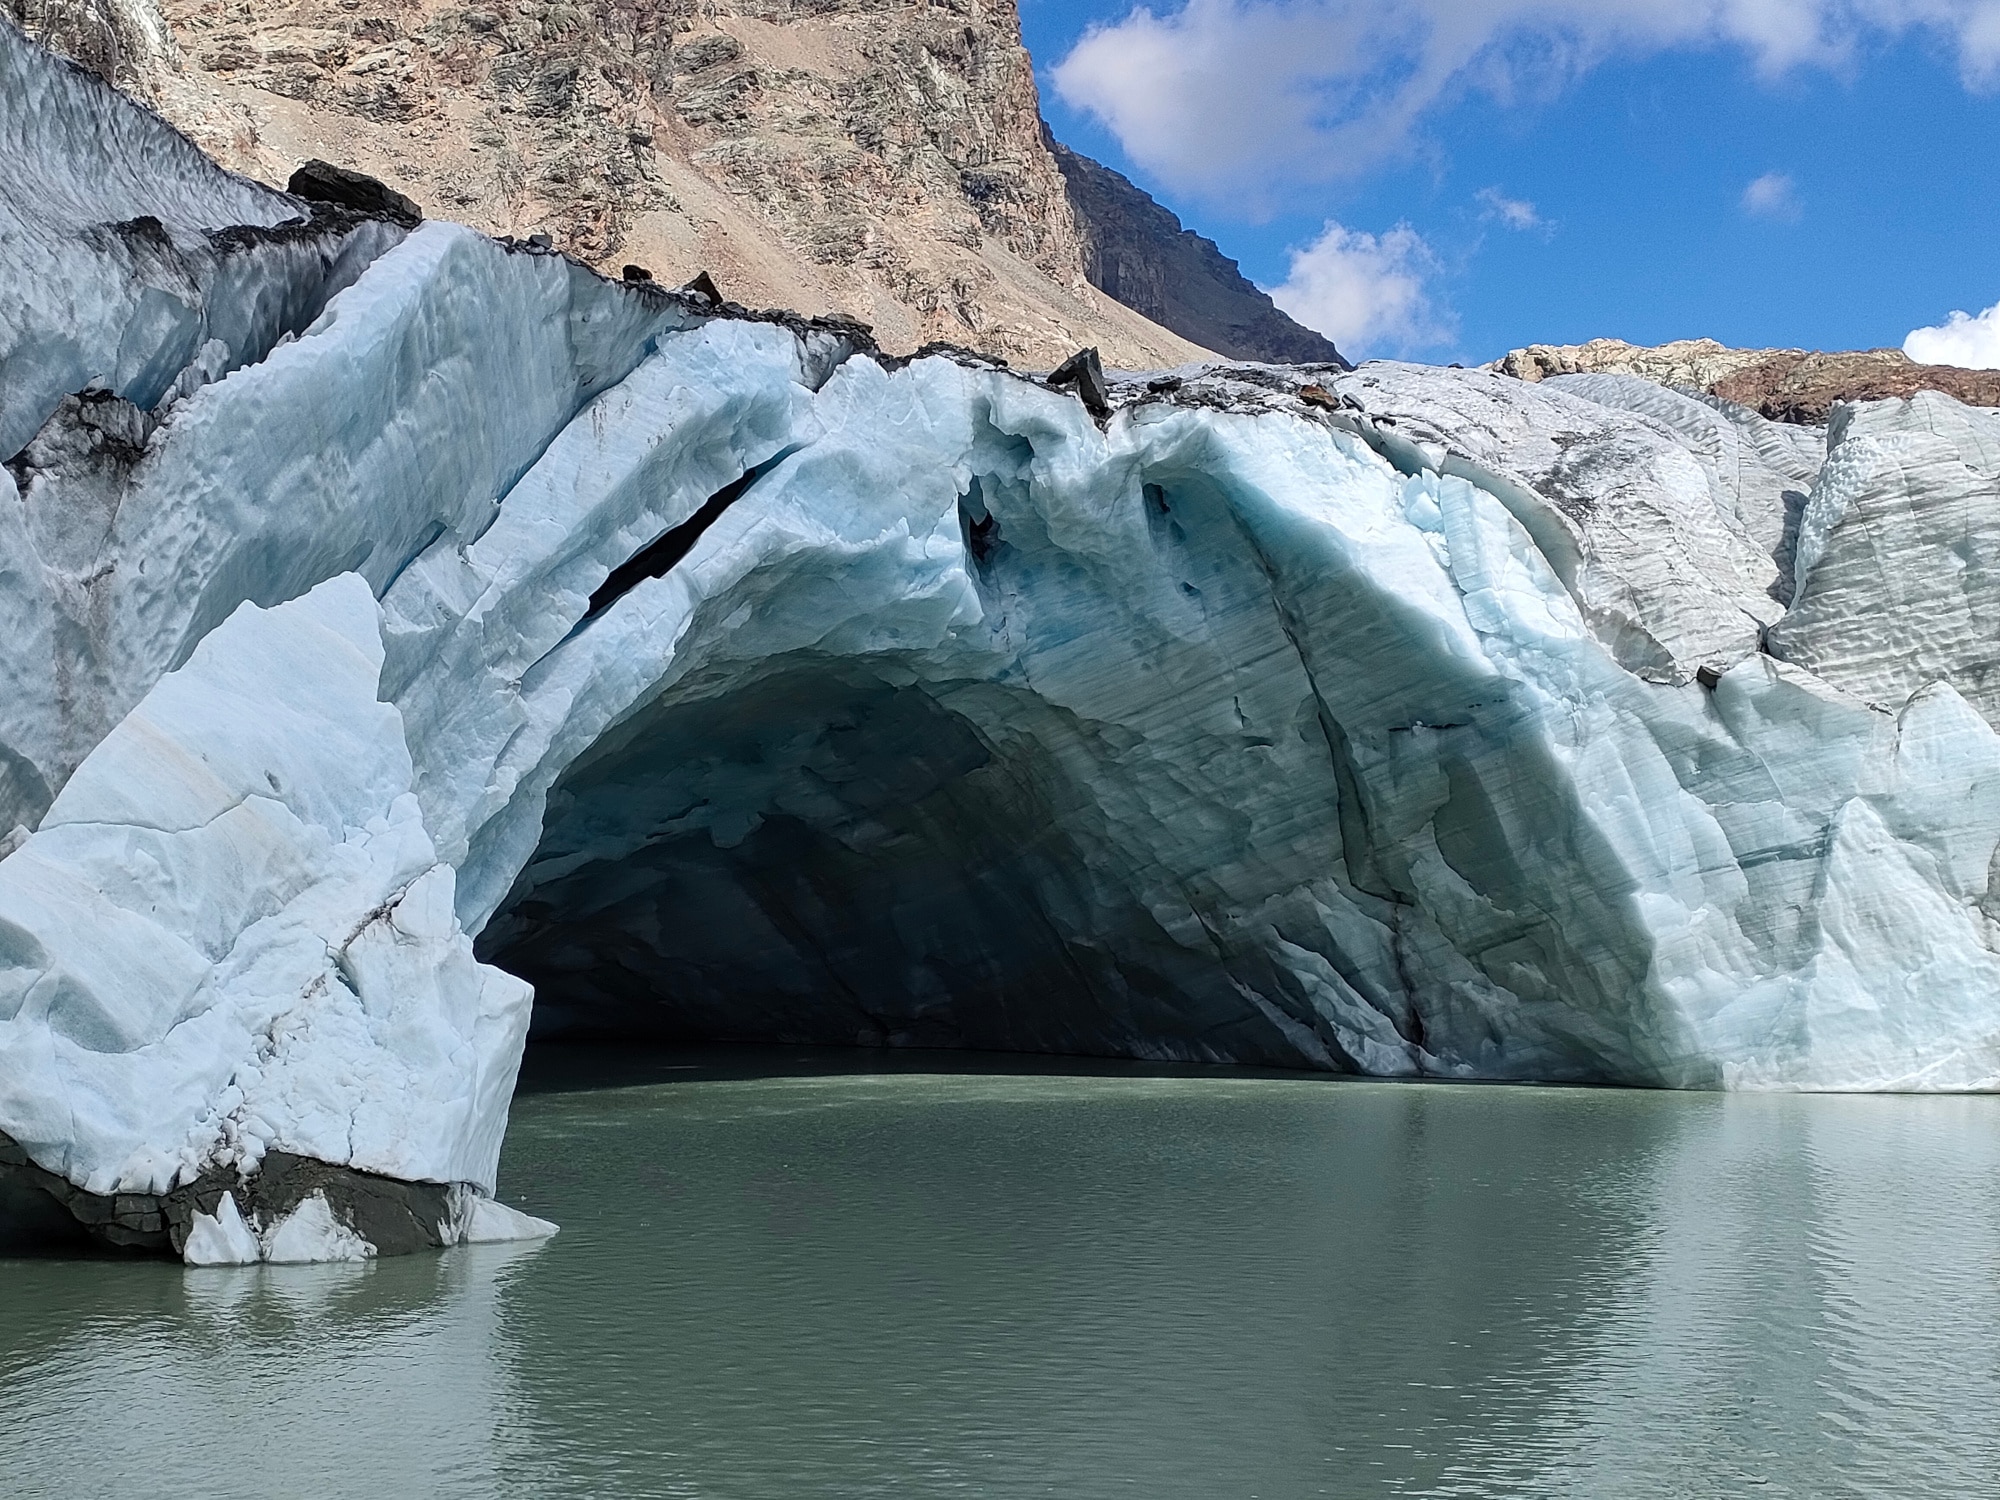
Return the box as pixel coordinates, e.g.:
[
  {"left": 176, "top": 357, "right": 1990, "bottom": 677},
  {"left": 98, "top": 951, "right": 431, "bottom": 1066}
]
[
  {"left": 1493, "top": 337, "right": 1785, "bottom": 390},
  {"left": 1494, "top": 337, "right": 2000, "bottom": 425},
  {"left": 1710, "top": 349, "right": 2000, "bottom": 426}
]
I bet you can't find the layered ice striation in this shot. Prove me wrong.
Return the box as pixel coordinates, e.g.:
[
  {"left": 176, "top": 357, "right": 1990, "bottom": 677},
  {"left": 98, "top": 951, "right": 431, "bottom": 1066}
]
[{"left": 7, "top": 18, "right": 2000, "bottom": 1260}]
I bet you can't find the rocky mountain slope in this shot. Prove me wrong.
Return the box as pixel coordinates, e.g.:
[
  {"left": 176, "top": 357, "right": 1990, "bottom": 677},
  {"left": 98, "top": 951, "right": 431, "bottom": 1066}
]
[
  {"left": 1498, "top": 337, "right": 2000, "bottom": 425},
  {"left": 4, "top": 0, "right": 1336, "bottom": 369},
  {"left": 1048, "top": 139, "right": 1345, "bottom": 367}
]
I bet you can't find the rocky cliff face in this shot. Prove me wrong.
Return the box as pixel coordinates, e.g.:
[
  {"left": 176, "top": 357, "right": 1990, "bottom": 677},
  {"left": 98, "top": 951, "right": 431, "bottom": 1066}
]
[
  {"left": 1049, "top": 139, "right": 1346, "bottom": 367},
  {"left": 6, "top": 0, "right": 1207, "bottom": 368},
  {"left": 1498, "top": 338, "right": 2000, "bottom": 425}
]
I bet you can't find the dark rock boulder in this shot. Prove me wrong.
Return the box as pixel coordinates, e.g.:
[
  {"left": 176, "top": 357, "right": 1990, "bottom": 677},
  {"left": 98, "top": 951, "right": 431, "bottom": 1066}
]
[
  {"left": 287, "top": 158, "right": 422, "bottom": 225},
  {"left": 1048, "top": 345, "right": 1112, "bottom": 417}
]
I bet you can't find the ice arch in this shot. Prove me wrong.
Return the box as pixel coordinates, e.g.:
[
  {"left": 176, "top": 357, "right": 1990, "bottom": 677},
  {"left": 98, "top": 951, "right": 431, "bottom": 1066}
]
[
  {"left": 12, "top": 23, "right": 2000, "bottom": 1260},
  {"left": 11, "top": 229, "right": 2000, "bottom": 1260},
  {"left": 415, "top": 310, "right": 1452, "bottom": 1075}
]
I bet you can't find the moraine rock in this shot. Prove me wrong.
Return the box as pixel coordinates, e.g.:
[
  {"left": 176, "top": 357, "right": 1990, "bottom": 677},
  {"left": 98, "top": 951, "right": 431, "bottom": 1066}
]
[
  {"left": 1496, "top": 337, "right": 2000, "bottom": 426},
  {"left": 1496, "top": 337, "right": 1797, "bottom": 391},
  {"left": 1710, "top": 348, "right": 2000, "bottom": 426},
  {"left": 12, "top": 20, "right": 2000, "bottom": 1262}
]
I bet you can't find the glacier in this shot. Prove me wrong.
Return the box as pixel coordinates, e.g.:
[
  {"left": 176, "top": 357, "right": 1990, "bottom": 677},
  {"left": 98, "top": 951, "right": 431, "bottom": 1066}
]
[{"left": 6, "top": 19, "right": 2000, "bottom": 1261}]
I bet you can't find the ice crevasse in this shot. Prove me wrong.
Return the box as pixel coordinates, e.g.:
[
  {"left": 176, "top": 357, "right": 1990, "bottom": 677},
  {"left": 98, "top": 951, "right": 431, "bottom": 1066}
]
[{"left": 6, "top": 19, "right": 2000, "bottom": 1261}]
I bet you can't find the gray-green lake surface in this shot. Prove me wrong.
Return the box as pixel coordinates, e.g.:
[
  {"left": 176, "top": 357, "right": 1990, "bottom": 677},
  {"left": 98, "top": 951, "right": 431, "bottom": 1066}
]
[{"left": 4, "top": 1049, "right": 1999, "bottom": 1498}]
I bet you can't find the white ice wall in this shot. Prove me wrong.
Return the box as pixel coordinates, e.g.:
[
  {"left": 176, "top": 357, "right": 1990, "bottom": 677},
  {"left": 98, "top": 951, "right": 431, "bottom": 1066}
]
[{"left": 9, "top": 16, "right": 2000, "bottom": 1262}]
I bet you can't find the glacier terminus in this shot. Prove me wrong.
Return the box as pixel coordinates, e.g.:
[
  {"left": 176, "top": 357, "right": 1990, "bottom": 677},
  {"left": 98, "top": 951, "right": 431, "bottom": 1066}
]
[{"left": 6, "top": 19, "right": 2000, "bottom": 1262}]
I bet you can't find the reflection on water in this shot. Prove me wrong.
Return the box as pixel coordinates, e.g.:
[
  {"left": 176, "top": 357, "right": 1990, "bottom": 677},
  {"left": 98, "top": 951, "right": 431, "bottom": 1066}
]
[
  {"left": 4, "top": 1051, "right": 1999, "bottom": 1498},
  {"left": 0, "top": 1239, "right": 547, "bottom": 1497}
]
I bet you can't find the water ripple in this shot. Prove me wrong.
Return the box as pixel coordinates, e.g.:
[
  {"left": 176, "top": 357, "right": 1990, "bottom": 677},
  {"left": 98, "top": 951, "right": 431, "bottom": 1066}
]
[{"left": 3, "top": 1066, "right": 1997, "bottom": 1498}]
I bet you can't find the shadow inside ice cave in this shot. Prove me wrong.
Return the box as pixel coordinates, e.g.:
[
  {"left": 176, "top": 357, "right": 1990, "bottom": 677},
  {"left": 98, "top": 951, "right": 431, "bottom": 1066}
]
[{"left": 476, "top": 657, "right": 1307, "bottom": 1069}]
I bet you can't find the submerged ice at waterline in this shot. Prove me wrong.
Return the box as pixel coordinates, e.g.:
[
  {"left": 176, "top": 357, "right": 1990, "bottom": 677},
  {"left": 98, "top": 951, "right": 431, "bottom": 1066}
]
[{"left": 8, "top": 15, "right": 2000, "bottom": 1260}]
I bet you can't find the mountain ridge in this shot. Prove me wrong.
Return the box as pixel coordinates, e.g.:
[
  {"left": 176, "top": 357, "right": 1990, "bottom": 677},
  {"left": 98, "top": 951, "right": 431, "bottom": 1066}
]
[{"left": 1047, "top": 137, "right": 1347, "bottom": 368}]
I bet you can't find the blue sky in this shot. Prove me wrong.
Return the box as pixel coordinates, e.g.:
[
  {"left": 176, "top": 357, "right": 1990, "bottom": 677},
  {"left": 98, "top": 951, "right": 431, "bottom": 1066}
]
[{"left": 1021, "top": 0, "right": 2000, "bottom": 365}]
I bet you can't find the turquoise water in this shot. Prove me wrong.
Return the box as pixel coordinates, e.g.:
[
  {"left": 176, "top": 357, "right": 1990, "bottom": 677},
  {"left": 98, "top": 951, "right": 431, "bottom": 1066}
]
[{"left": 4, "top": 1051, "right": 1999, "bottom": 1497}]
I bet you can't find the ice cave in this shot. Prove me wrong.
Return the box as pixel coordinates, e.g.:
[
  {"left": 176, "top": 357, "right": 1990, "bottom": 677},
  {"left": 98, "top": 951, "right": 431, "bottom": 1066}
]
[{"left": 8, "top": 20, "right": 2000, "bottom": 1263}]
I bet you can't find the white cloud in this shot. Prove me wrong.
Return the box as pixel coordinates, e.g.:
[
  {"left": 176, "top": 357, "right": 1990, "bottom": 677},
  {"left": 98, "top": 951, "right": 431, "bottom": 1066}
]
[
  {"left": 1477, "top": 187, "right": 1542, "bottom": 229},
  {"left": 1266, "top": 220, "right": 1451, "bottom": 358},
  {"left": 1905, "top": 301, "right": 2000, "bottom": 368},
  {"left": 1052, "top": 0, "right": 2000, "bottom": 204},
  {"left": 1742, "top": 170, "right": 1802, "bottom": 219}
]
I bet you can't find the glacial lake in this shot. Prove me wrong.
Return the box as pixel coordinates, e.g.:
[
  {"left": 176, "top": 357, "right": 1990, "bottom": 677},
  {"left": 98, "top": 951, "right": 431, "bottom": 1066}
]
[{"left": 4, "top": 1050, "right": 2000, "bottom": 1498}]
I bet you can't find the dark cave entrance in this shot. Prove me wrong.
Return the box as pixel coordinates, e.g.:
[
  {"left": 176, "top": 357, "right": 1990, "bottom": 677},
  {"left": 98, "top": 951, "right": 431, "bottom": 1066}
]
[{"left": 476, "top": 657, "right": 1295, "bottom": 1067}]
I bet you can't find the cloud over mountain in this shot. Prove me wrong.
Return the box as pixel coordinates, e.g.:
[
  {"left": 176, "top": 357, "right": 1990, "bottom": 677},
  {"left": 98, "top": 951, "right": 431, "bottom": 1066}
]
[
  {"left": 1907, "top": 302, "right": 2000, "bottom": 369},
  {"left": 1267, "top": 220, "right": 1450, "bottom": 357}
]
